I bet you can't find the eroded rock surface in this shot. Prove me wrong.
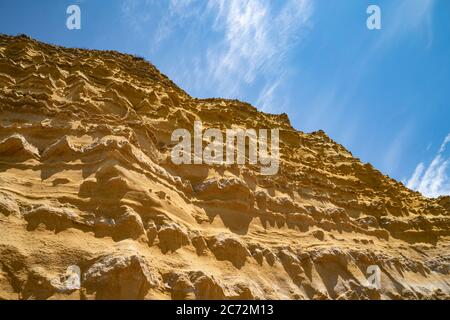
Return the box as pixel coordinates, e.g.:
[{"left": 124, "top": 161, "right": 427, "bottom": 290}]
[{"left": 0, "top": 34, "right": 449, "bottom": 300}]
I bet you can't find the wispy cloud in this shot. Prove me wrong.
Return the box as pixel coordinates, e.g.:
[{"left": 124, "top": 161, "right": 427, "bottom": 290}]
[
  {"left": 203, "top": 0, "right": 313, "bottom": 99},
  {"left": 121, "top": 0, "right": 313, "bottom": 110},
  {"left": 374, "top": 0, "right": 435, "bottom": 50},
  {"left": 382, "top": 121, "right": 415, "bottom": 175},
  {"left": 323, "top": 0, "right": 436, "bottom": 174},
  {"left": 439, "top": 133, "right": 450, "bottom": 153},
  {"left": 154, "top": 0, "right": 205, "bottom": 44},
  {"left": 343, "top": 0, "right": 436, "bottom": 97},
  {"left": 121, "top": 0, "right": 155, "bottom": 35},
  {"left": 256, "top": 74, "right": 285, "bottom": 112},
  {"left": 407, "top": 133, "right": 450, "bottom": 197}
]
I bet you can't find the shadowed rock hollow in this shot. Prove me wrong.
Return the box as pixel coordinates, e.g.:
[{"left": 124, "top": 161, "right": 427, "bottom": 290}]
[{"left": 0, "top": 34, "right": 449, "bottom": 300}]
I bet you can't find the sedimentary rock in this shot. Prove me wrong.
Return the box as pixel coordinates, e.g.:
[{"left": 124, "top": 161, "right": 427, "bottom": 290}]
[{"left": 0, "top": 34, "right": 448, "bottom": 300}]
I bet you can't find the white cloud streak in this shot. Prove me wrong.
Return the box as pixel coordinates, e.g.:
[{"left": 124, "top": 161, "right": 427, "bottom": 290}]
[
  {"left": 121, "top": 0, "right": 154, "bottom": 35},
  {"left": 374, "top": 0, "right": 435, "bottom": 50},
  {"left": 407, "top": 134, "right": 450, "bottom": 198},
  {"left": 256, "top": 75, "right": 285, "bottom": 112},
  {"left": 123, "top": 0, "right": 313, "bottom": 109},
  {"left": 204, "top": 0, "right": 313, "bottom": 99},
  {"left": 439, "top": 133, "right": 450, "bottom": 153}
]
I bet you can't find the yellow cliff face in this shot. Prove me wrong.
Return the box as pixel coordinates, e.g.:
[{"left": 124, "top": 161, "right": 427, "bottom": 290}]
[{"left": 0, "top": 34, "right": 448, "bottom": 300}]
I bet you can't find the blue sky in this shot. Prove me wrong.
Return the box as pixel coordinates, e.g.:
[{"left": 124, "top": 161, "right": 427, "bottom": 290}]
[{"left": 1, "top": 0, "right": 449, "bottom": 197}]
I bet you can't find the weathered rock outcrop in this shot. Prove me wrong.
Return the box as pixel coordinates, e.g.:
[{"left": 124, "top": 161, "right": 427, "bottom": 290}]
[{"left": 0, "top": 34, "right": 449, "bottom": 300}]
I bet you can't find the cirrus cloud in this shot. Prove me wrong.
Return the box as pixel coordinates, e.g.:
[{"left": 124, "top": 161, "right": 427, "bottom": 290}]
[{"left": 407, "top": 133, "right": 450, "bottom": 197}]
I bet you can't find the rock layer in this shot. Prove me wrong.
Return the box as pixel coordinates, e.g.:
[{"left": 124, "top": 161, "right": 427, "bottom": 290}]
[{"left": 0, "top": 34, "right": 449, "bottom": 300}]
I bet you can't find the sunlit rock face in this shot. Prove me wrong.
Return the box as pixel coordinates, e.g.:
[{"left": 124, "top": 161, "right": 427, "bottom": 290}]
[{"left": 0, "top": 34, "right": 449, "bottom": 300}]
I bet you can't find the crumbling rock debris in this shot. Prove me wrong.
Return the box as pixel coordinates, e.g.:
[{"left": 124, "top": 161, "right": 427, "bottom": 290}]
[
  {"left": 83, "top": 242, "right": 160, "bottom": 299},
  {"left": 157, "top": 222, "right": 190, "bottom": 253},
  {"left": 0, "top": 191, "right": 20, "bottom": 216},
  {"left": 207, "top": 234, "right": 250, "bottom": 269}
]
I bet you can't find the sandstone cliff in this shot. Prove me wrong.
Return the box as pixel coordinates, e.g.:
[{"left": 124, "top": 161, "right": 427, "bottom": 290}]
[{"left": 0, "top": 34, "right": 449, "bottom": 300}]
